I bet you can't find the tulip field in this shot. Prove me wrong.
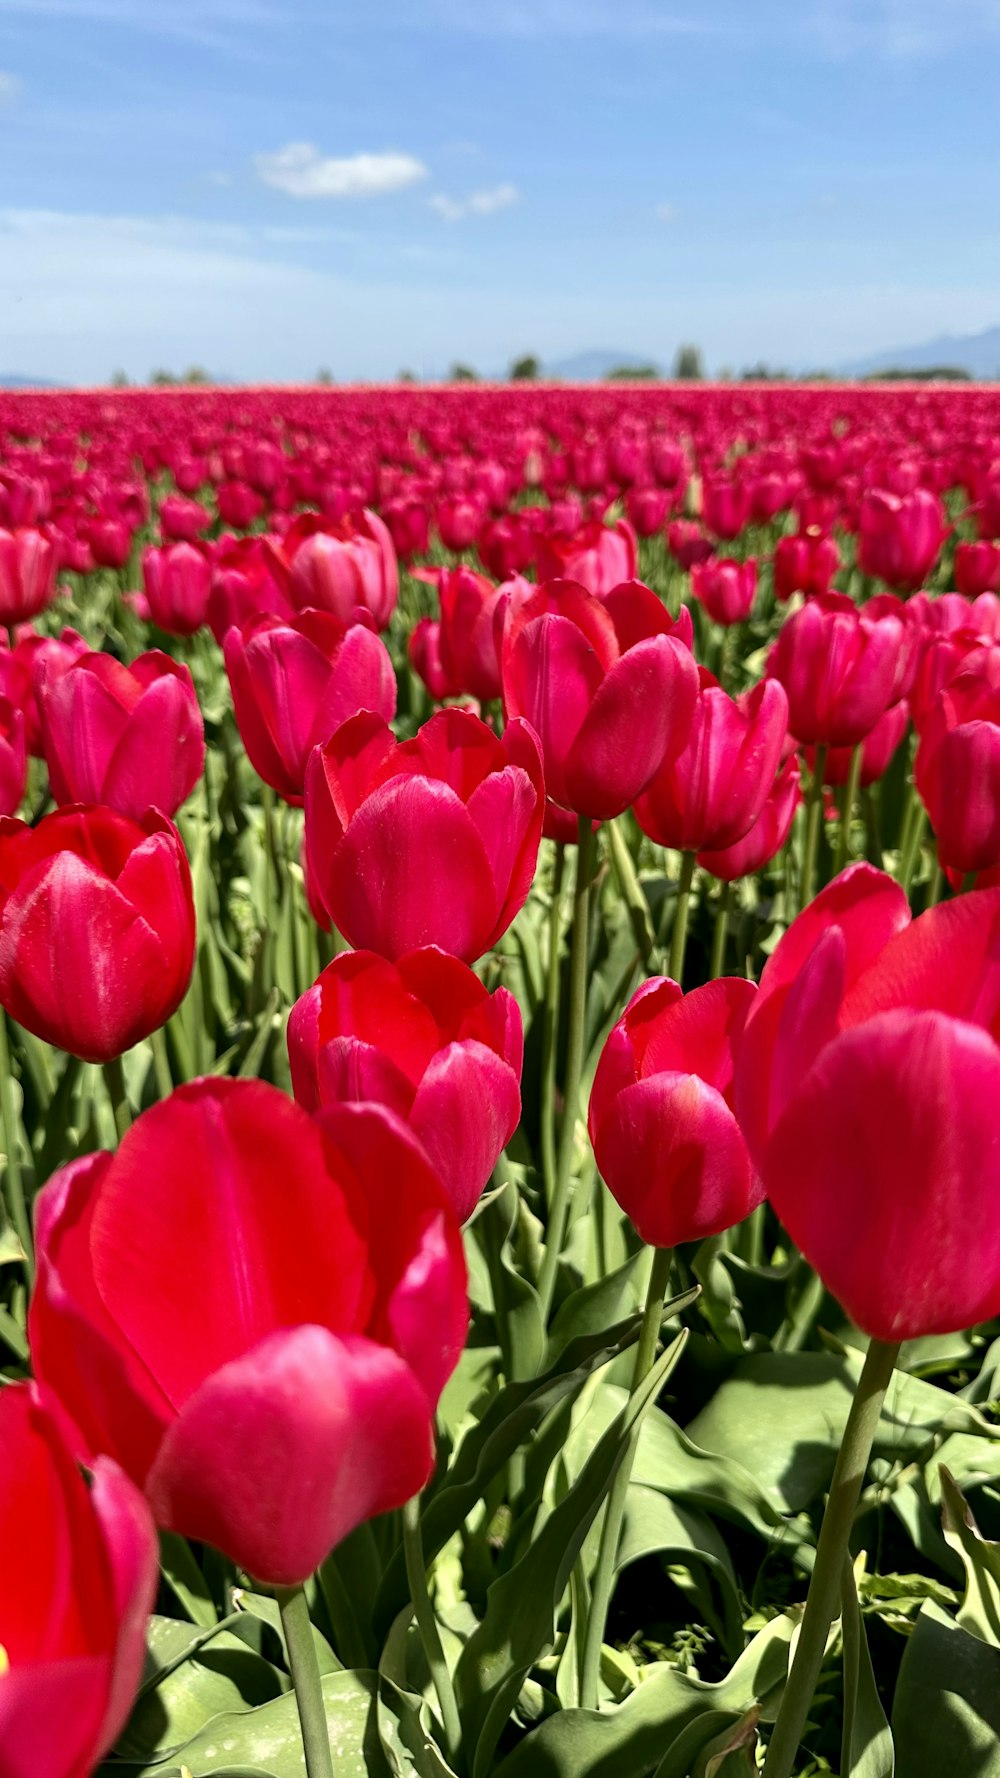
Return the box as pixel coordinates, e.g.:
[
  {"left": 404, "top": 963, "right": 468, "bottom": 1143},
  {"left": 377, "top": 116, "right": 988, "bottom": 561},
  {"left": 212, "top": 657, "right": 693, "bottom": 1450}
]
[{"left": 6, "top": 378, "right": 1000, "bottom": 1778}]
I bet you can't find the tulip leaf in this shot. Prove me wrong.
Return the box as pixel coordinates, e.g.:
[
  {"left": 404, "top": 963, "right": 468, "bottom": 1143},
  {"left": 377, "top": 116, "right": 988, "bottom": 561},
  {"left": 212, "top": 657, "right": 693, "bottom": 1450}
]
[
  {"left": 841, "top": 1557, "right": 895, "bottom": 1778},
  {"left": 455, "top": 1329, "right": 688, "bottom": 1778},
  {"left": 159, "top": 1532, "right": 219, "bottom": 1629},
  {"left": 544, "top": 1247, "right": 654, "bottom": 1366},
  {"left": 892, "top": 1602, "right": 1000, "bottom": 1778},
  {"left": 940, "top": 1468, "right": 1000, "bottom": 1647},
  {"left": 115, "top": 1618, "right": 287, "bottom": 1762}
]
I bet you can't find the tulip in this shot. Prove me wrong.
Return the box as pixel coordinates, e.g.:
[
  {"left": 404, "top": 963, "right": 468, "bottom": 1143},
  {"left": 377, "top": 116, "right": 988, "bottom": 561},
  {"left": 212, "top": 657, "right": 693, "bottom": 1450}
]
[
  {"left": 0, "top": 528, "right": 58, "bottom": 625},
  {"left": 437, "top": 495, "right": 484, "bottom": 553},
  {"left": 625, "top": 486, "right": 671, "bottom": 538},
  {"left": 288, "top": 946, "right": 522, "bottom": 1222},
  {"left": 225, "top": 609, "right": 396, "bottom": 804},
  {"left": 955, "top": 540, "right": 1000, "bottom": 598},
  {"left": 0, "top": 698, "right": 26, "bottom": 818},
  {"left": 158, "top": 494, "right": 210, "bottom": 543},
  {"left": 667, "top": 522, "right": 715, "bottom": 570},
  {"left": 40, "top": 651, "right": 205, "bottom": 821},
  {"left": 206, "top": 536, "right": 294, "bottom": 645},
  {"left": 0, "top": 805, "right": 195, "bottom": 1062},
  {"left": 142, "top": 542, "right": 211, "bottom": 635},
  {"left": 501, "top": 578, "right": 698, "bottom": 820},
  {"left": 436, "top": 566, "right": 506, "bottom": 702},
  {"left": 282, "top": 511, "right": 398, "bottom": 631},
  {"left": 535, "top": 517, "right": 638, "bottom": 597},
  {"left": 2, "top": 628, "right": 88, "bottom": 756},
  {"left": 702, "top": 474, "right": 750, "bottom": 541},
  {"left": 691, "top": 557, "right": 757, "bottom": 626},
  {"left": 478, "top": 514, "right": 536, "bottom": 581},
  {"left": 915, "top": 668, "right": 1000, "bottom": 874},
  {"left": 635, "top": 674, "right": 788, "bottom": 854},
  {"left": 773, "top": 529, "right": 840, "bottom": 602},
  {"left": 29, "top": 1078, "right": 468, "bottom": 1585},
  {"left": 697, "top": 755, "right": 801, "bottom": 881},
  {"left": 735, "top": 863, "right": 1000, "bottom": 1339},
  {"left": 857, "top": 487, "right": 945, "bottom": 591},
  {"left": 651, "top": 438, "right": 687, "bottom": 488},
  {"left": 408, "top": 617, "right": 459, "bottom": 702},
  {"left": 804, "top": 699, "right": 909, "bottom": 790},
  {"left": 589, "top": 975, "right": 760, "bottom": 1247},
  {"left": 216, "top": 479, "right": 264, "bottom": 529},
  {"left": 304, "top": 707, "right": 544, "bottom": 963},
  {"left": 766, "top": 592, "right": 902, "bottom": 745},
  {"left": 0, "top": 1383, "right": 157, "bottom": 1778},
  {"left": 87, "top": 517, "right": 132, "bottom": 571}
]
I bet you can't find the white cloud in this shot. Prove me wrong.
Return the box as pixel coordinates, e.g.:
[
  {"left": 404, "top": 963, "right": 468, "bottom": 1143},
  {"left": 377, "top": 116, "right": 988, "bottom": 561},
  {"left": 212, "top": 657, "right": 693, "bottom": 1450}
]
[
  {"left": 0, "top": 70, "right": 19, "bottom": 105},
  {"left": 803, "top": 0, "right": 1000, "bottom": 57},
  {"left": 430, "top": 183, "right": 520, "bottom": 222},
  {"left": 656, "top": 202, "right": 678, "bottom": 223},
  {"left": 254, "top": 143, "right": 428, "bottom": 200}
]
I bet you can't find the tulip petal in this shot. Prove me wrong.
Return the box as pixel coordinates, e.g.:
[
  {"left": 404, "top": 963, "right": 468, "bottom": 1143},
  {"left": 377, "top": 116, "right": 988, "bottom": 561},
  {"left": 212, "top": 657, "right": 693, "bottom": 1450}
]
[
  {"left": 764, "top": 1010, "right": 1000, "bottom": 1340},
  {"left": 146, "top": 1324, "right": 434, "bottom": 1585},
  {"left": 409, "top": 1039, "right": 521, "bottom": 1222},
  {"left": 564, "top": 636, "right": 698, "bottom": 819},
  {"left": 90, "top": 1458, "right": 158, "bottom": 1754},
  {"left": 103, "top": 676, "right": 205, "bottom": 819}
]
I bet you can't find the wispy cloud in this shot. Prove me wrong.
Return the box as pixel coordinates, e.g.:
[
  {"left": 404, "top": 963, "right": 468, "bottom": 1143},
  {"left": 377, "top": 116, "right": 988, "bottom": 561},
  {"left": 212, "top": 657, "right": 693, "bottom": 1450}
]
[
  {"left": 0, "top": 70, "right": 19, "bottom": 105},
  {"left": 430, "top": 183, "right": 519, "bottom": 222},
  {"left": 368, "top": 0, "right": 717, "bottom": 39},
  {"left": 656, "top": 202, "right": 679, "bottom": 223},
  {"left": 803, "top": 0, "right": 1000, "bottom": 58},
  {"left": 255, "top": 144, "right": 428, "bottom": 200}
]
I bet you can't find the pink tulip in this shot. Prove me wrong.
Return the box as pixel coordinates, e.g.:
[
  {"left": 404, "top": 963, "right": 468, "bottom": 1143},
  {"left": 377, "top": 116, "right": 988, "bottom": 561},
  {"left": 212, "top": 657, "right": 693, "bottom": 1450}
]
[
  {"left": 766, "top": 592, "right": 902, "bottom": 745},
  {"left": 142, "top": 542, "right": 212, "bottom": 635},
  {"left": 697, "top": 755, "right": 801, "bottom": 881},
  {"left": 39, "top": 651, "right": 204, "bottom": 821},
  {"left": 858, "top": 487, "right": 946, "bottom": 591},
  {"left": 0, "top": 529, "right": 58, "bottom": 625},
  {"left": 282, "top": 511, "right": 398, "bottom": 631},
  {"left": 692, "top": 557, "right": 757, "bottom": 626},
  {"left": 535, "top": 517, "right": 638, "bottom": 597},
  {"left": 635, "top": 673, "right": 788, "bottom": 853}
]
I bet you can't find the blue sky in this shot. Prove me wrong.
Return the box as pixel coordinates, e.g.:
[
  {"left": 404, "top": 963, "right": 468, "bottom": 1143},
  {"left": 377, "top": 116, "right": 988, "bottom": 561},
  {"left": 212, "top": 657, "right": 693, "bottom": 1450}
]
[{"left": 1, "top": 0, "right": 999, "bottom": 382}]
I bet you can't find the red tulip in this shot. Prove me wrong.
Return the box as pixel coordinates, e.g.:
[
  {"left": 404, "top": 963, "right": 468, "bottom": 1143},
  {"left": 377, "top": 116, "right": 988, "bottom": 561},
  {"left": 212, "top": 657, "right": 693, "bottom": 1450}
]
[
  {"left": 691, "top": 557, "right": 757, "bottom": 626},
  {"left": 535, "top": 517, "right": 638, "bottom": 597},
  {"left": 207, "top": 536, "right": 294, "bottom": 645},
  {"left": 408, "top": 617, "right": 459, "bottom": 702},
  {"left": 702, "top": 474, "right": 750, "bottom": 541},
  {"left": 87, "top": 518, "right": 132, "bottom": 572},
  {"left": 501, "top": 578, "right": 698, "bottom": 820},
  {"left": 589, "top": 976, "right": 760, "bottom": 1247},
  {"left": 773, "top": 529, "right": 840, "bottom": 602},
  {"left": 436, "top": 566, "right": 506, "bottom": 702},
  {"left": 216, "top": 479, "right": 264, "bottom": 529},
  {"left": 915, "top": 667, "right": 1000, "bottom": 874},
  {"left": 804, "top": 700, "right": 909, "bottom": 789},
  {"left": 766, "top": 592, "right": 902, "bottom": 745},
  {"left": 437, "top": 495, "right": 485, "bottom": 553},
  {"left": 158, "top": 494, "right": 210, "bottom": 543},
  {"left": 288, "top": 946, "right": 522, "bottom": 1221},
  {"left": 2, "top": 628, "right": 88, "bottom": 757},
  {"left": 0, "top": 1383, "right": 157, "bottom": 1778},
  {"left": 40, "top": 652, "right": 204, "bottom": 821},
  {"left": 304, "top": 707, "right": 544, "bottom": 962},
  {"left": 383, "top": 497, "right": 431, "bottom": 563},
  {"left": 697, "top": 755, "right": 800, "bottom": 881},
  {"left": 283, "top": 511, "right": 398, "bottom": 631},
  {"left": 625, "top": 486, "right": 671, "bottom": 538},
  {"left": 635, "top": 673, "right": 788, "bottom": 853},
  {"left": 0, "top": 529, "right": 58, "bottom": 625},
  {"left": 666, "top": 520, "right": 714, "bottom": 570},
  {"left": 29, "top": 1079, "right": 468, "bottom": 1585},
  {"left": 857, "top": 487, "right": 945, "bottom": 591},
  {"left": 0, "top": 697, "right": 26, "bottom": 817},
  {"left": 735, "top": 866, "right": 1000, "bottom": 1339},
  {"left": 141, "top": 542, "right": 211, "bottom": 635},
  {"left": 0, "top": 806, "right": 195, "bottom": 1062},
  {"left": 225, "top": 609, "right": 396, "bottom": 804},
  {"left": 955, "top": 540, "right": 1000, "bottom": 598}
]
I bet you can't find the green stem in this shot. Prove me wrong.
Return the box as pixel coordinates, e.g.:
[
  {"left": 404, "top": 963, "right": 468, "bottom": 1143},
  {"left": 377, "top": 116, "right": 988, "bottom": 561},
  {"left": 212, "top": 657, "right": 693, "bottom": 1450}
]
[
  {"left": 150, "top": 1026, "right": 173, "bottom": 1099},
  {"left": 898, "top": 800, "right": 927, "bottom": 896},
  {"left": 929, "top": 860, "right": 944, "bottom": 907},
  {"left": 537, "top": 818, "right": 595, "bottom": 1323},
  {"left": 799, "top": 744, "right": 828, "bottom": 913},
  {"left": 102, "top": 1053, "right": 131, "bottom": 1142},
  {"left": 276, "top": 1583, "right": 334, "bottom": 1778},
  {"left": 579, "top": 1245, "right": 674, "bottom": 1709},
  {"left": 0, "top": 1011, "right": 32, "bottom": 1282},
  {"left": 835, "top": 743, "right": 864, "bottom": 875},
  {"left": 709, "top": 880, "right": 732, "bottom": 979},
  {"left": 761, "top": 1336, "right": 901, "bottom": 1778},
  {"left": 540, "top": 844, "right": 566, "bottom": 1212},
  {"left": 402, "top": 1495, "right": 465, "bottom": 1773},
  {"left": 668, "top": 851, "right": 697, "bottom": 986}
]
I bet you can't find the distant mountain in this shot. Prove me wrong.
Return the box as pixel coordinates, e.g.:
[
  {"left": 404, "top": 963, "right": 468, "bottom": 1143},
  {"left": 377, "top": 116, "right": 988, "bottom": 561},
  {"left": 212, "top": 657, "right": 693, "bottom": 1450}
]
[
  {"left": 542, "top": 349, "right": 662, "bottom": 382},
  {"left": 0, "top": 374, "right": 60, "bottom": 389},
  {"left": 838, "top": 327, "right": 1000, "bottom": 381}
]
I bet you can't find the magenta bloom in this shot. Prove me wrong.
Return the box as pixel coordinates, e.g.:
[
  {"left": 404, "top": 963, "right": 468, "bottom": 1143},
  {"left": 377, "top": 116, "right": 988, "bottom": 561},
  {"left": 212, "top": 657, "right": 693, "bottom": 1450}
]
[
  {"left": 40, "top": 651, "right": 204, "bottom": 821},
  {"left": 0, "top": 528, "right": 58, "bottom": 625},
  {"left": 767, "top": 592, "right": 902, "bottom": 745},
  {"left": 635, "top": 674, "right": 789, "bottom": 854},
  {"left": 692, "top": 557, "right": 757, "bottom": 626},
  {"left": 697, "top": 755, "right": 800, "bottom": 882},
  {"left": 857, "top": 487, "right": 946, "bottom": 591},
  {"left": 142, "top": 542, "right": 211, "bottom": 635},
  {"left": 282, "top": 511, "right": 398, "bottom": 631}
]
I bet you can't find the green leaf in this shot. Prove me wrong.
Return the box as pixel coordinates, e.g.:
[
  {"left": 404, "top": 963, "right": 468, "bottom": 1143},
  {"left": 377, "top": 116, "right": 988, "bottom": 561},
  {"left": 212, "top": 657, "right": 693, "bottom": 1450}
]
[
  {"left": 114, "top": 1616, "right": 286, "bottom": 1763},
  {"left": 159, "top": 1532, "right": 219, "bottom": 1629},
  {"left": 476, "top": 1183, "right": 545, "bottom": 1382},
  {"left": 841, "top": 1558, "right": 894, "bottom": 1778},
  {"left": 940, "top": 1468, "right": 1000, "bottom": 1647},
  {"left": 456, "top": 1331, "right": 689, "bottom": 1778},
  {"left": 893, "top": 1603, "right": 1000, "bottom": 1778},
  {"left": 545, "top": 1249, "right": 653, "bottom": 1367}
]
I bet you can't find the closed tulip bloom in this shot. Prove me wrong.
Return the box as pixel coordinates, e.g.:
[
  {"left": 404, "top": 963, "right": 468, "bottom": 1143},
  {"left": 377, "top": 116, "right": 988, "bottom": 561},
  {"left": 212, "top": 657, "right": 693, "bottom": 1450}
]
[
  {"left": 666, "top": 520, "right": 714, "bottom": 570},
  {"left": 692, "top": 557, "right": 757, "bottom": 626},
  {"left": 288, "top": 946, "right": 522, "bottom": 1222},
  {"left": 805, "top": 699, "right": 909, "bottom": 789},
  {"left": 408, "top": 617, "right": 460, "bottom": 703},
  {"left": 158, "top": 494, "right": 210, "bottom": 543},
  {"left": 29, "top": 1079, "right": 468, "bottom": 1585},
  {"left": 305, "top": 707, "right": 544, "bottom": 963},
  {"left": 437, "top": 495, "right": 484, "bottom": 553},
  {"left": 635, "top": 674, "right": 788, "bottom": 854},
  {"left": 535, "top": 517, "right": 638, "bottom": 597},
  {"left": 766, "top": 592, "right": 902, "bottom": 745},
  {"left": 773, "top": 528, "right": 840, "bottom": 602},
  {"left": 857, "top": 487, "right": 945, "bottom": 591},
  {"left": 0, "top": 1384, "right": 157, "bottom": 1778},
  {"left": 216, "top": 480, "right": 264, "bottom": 530},
  {"left": 697, "top": 755, "right": 800, "bottom": 881},
  {"left": 589, "top": 976, "right": 760, "bottom": 1247},
  {"left": 0, "top": 529, "right": 58, "bottom": 625},
  {"left": 0, "top": 699, "right": 25, "bottom": 818},
  {"left": 915, "top": 670, "right": 1000, "bottom": 874},
  {"left": 142, "top": 542, "right": 211, "bottom": 635},
  {"left": 87, "top": 518, "right": 132, "bottom": 572},
  {"left": 225, "top": 609, "right": 396, "bottom": 804},
  {"left": 283, "top": 511, "right": 398, "bottom": 631},
  {"left": 501, "top": 578, "right": 698, "bottom": 820},
  {"left": 702, "top": 475, "right": 750, "bottom": 541},
  {"left": 6, "top": 628, "right": 89, "bottom": 757},
  {"left": 207, "top": 538, "right": 293, "bottom": 644},
  {"left": 40, "top": 652, "right": 204, "bottom": 821},
  {"left": 437, "top": 566, "right": 506, "bottom": 702},
  {"left": 955, "top": 540, "right": 1000, "bottom": 598},
  {"left": 0, "top": 806, "right": 195, "bottom": 1062},
  {"left": 735, "top": 865, "right": 1000, "bottom": 1339},
  {"left": 625, "top": 486, "right": 671, "bottom": 538}
]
